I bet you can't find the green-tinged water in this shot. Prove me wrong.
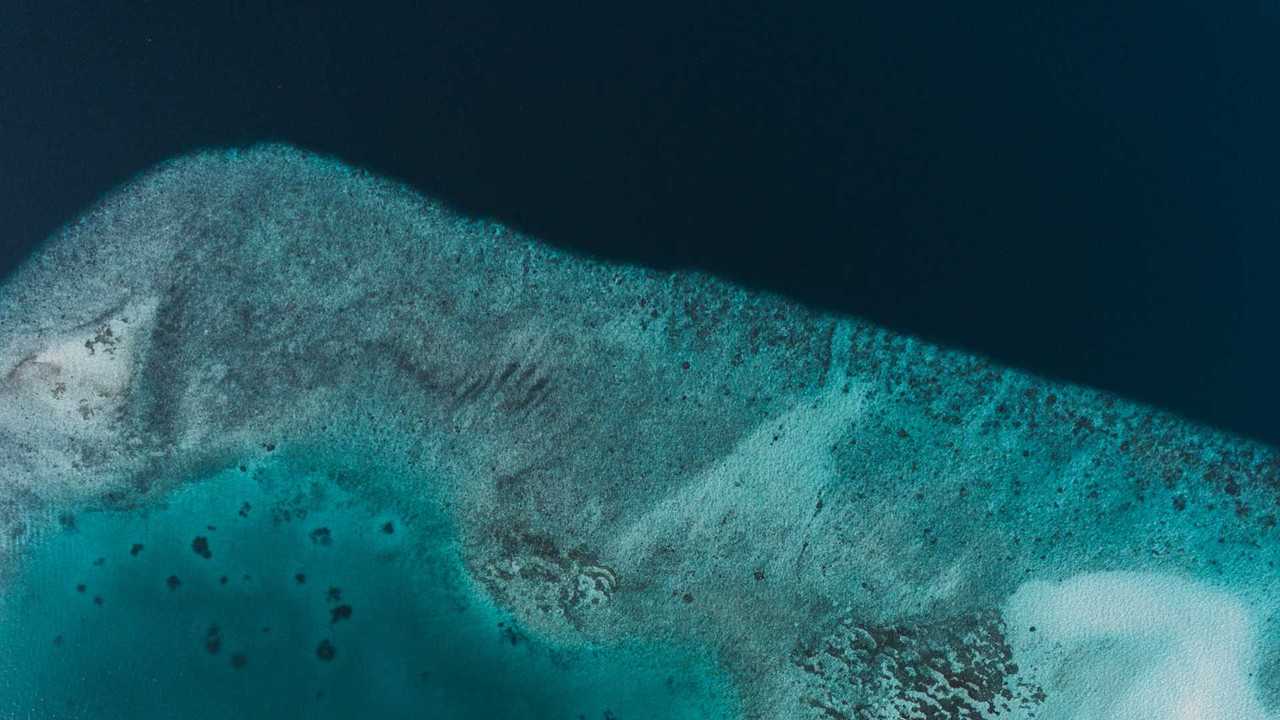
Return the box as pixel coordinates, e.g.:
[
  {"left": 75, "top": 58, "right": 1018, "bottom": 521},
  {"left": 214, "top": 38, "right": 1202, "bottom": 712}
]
[{"left": 0, "top": 457, "right": 733, "bottom": 720}]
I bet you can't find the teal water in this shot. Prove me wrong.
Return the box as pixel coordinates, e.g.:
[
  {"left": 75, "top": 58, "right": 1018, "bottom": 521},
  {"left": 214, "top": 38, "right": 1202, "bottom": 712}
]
[{"left": 0, "top": 456, "right": 733, "bottom": 719}]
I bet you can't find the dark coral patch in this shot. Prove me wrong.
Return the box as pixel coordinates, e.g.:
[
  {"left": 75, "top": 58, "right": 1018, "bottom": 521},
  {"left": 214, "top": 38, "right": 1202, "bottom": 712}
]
[
  {"left": 130, "top": 543, "right": 144, "bottom": 556},
  {"left": 309, "top": 527, "right": 332, "bottom": 546},
  {"left": 192, "top": 536, "right": 212, "bottom": 559},
  {"left": 316, "top": 640, "right": 336, "bottom": 661},
  {"left": 205, "top": 626, "right": 221, "bottom": 655},
  {"left": 330, "top": 604, "right": 352, "bottom": 624},
  {"left": 166, "top": 575, "right": 182, "bottom": 591},
  {"left": 230, "top": 653, "right": 248, "bottom": 669}
]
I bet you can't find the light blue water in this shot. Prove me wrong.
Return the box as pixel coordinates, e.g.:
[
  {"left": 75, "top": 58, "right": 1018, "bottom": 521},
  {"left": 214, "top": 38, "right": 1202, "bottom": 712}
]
[{"left": 0, "top": 456, "right": 733, "bottom": 719}]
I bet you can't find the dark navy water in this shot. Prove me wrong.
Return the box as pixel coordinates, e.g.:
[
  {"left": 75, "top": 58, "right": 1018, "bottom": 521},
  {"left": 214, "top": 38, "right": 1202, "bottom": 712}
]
[
  {"left": 0, "top": 458, "right": 732, "bottom": 719},
  {"left": 2, "top": 2, "right": 1279, "bottom": 445}
]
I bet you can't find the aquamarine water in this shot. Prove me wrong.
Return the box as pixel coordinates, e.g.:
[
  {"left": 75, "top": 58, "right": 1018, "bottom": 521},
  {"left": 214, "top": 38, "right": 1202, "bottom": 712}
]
[{"left": 0, "top": 454, "right": 733, "bottom": 719}]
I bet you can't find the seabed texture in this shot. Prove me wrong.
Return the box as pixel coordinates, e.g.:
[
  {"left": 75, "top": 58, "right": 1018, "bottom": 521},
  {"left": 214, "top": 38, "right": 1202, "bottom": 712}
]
[{"left": 0, "top": 145, "right": 1278, "bottom": 719}]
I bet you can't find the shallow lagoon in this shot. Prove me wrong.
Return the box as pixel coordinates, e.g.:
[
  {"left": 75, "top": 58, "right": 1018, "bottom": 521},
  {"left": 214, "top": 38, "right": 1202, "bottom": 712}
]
[{"left": 0, "top": 455, "right": 734, "bottom": 719}]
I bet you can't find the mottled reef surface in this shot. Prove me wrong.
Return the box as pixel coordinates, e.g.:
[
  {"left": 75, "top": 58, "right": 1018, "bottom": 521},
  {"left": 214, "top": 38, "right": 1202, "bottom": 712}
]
[{"left": 1, "top": 145, "right": 1278, "bottom": 718}]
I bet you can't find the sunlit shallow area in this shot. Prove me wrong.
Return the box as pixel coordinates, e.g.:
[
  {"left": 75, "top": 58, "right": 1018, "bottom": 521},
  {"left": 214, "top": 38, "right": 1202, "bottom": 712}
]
[{"left": 0, "top": 454, "right": 734, "bottom": 719}]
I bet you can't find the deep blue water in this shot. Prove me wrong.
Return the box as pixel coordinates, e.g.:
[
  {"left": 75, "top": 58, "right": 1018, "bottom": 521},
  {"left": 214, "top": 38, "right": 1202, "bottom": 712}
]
[
  {"left": 2, "top": 2, "right": 1279, "bottom": 445},
  {"left": 0, "top": 457, "right": 732, "bottom": 719}
]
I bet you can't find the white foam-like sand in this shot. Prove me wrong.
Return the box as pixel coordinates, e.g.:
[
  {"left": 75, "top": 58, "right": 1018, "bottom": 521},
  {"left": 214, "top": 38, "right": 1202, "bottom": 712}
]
[
  {"left": 1006, "top": 571, "right": 1270, "bottom": 720},
  {"left": 4, "top": 298, "right": 155, "bottom": 432}
]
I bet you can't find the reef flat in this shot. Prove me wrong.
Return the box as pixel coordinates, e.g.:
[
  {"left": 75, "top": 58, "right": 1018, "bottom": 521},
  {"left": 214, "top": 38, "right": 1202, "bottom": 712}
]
[{"left": 1, "top": 145, "right": 1277, "bottom": 718}]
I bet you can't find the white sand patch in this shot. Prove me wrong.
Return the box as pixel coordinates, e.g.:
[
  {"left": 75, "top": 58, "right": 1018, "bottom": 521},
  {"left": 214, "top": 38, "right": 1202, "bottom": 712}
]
[
  {"left": 610, "top": 323, "right": 867, "bottom": 582},
  {"left": 2, "top": 296, "right": 156, "bottom": 437},
  {"left": 1005, "top": 571, "right": 1270, "bottom": 720},
  {"left": 0, "top": 296, "right": 159, "bottom": 507}
]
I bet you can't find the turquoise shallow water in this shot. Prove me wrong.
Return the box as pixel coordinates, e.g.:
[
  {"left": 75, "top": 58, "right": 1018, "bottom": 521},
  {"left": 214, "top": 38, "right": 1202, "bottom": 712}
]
[{"left": 0, "top": 456, "right": 733, "bottom": 719}]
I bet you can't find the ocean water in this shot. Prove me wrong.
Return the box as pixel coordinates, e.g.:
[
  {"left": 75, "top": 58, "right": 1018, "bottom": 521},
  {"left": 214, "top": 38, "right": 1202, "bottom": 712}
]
[
  {"left": 0, "top": 453, "right": 733, "bottom": 719},
  {"left": 2, "top": 146, "right": 1279, "bottom": 717}
]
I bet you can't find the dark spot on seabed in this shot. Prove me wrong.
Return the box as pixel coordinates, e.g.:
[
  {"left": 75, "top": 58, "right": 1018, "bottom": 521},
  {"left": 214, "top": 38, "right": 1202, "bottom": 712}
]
[
  {"left": 753, "top": 568, "right": 765, "bottom": 582},
  {"left": 219, "top": 575, "right": 228, "bottom": 585},
  {"left": 1173, "top": 495, "right": 1187, "bottom": 511},
  {"left": 58, "top": 513, "right": 77, "bottom": 532},
  {"left": 205, "top": 626, "right": 221, "bottom": 654},
  {"left": 310, "top": 527, "right": 332, "bottom": 546},
  {"left": 381, "top": 521, "right": 395, "bottom": 534},
  {"left": 230, "top": 653, "right": 248, "bottom": 669},
  {"left": 92, "top": 595, "right": 103, "bottom": 606},
  {"left": 192, "top": 536, "right": 212, "bottom": 559},
  {"left": 53, "top": 635, "right": 63, "bottom": 646},
  {"left": 263, "top": 442, "right": 276, "bottom": 453},
  {"left": 326, "top": 586, "right": 342, "bottom": 602},
  {"left": 682, "top": 593, "right": 694, "bottom": 604},
  {"left": 166, "top": 575, "right": 182, "bottom": 590},
  {"left": 330, "top": 604, "right": 352, "bottom": 624},
  {"left": 316, "top": 640, "right": 336, "bottom": 661},
  {"left": 238, "top": 501, "right": 251, "bottom": 517},
  {"left": 295, "top": 572, "right": 307, "bottom": 584},
  {"left": 76, "top": 583, "right": 86, "bottom": 593},
  {"left": 500, "top": 624, "right": 522, "bottom": 646},
  {"left": 130, "top": 543, "right": 144, "bottom": 556},
  {"left": 92, "top": 557, "right": 105, "bottom": 566}
]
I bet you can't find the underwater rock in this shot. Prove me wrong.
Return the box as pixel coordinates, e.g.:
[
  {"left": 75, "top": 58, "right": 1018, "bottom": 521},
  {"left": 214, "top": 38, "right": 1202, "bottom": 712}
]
[
  {"left": 0, "top": 144, "right": 1277, "bottom": 718},
  {"left": 316, "top": 639, "right": 336, "bottom": 662},
  {"left": 205, "top": 625, "right": 221, "bottom": 655},
  {"left": 329, "top": 604, "right": 352, "bottom": 624},
  {"left": 191, "top": 536, "right": 212, "bottom": 559}
]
